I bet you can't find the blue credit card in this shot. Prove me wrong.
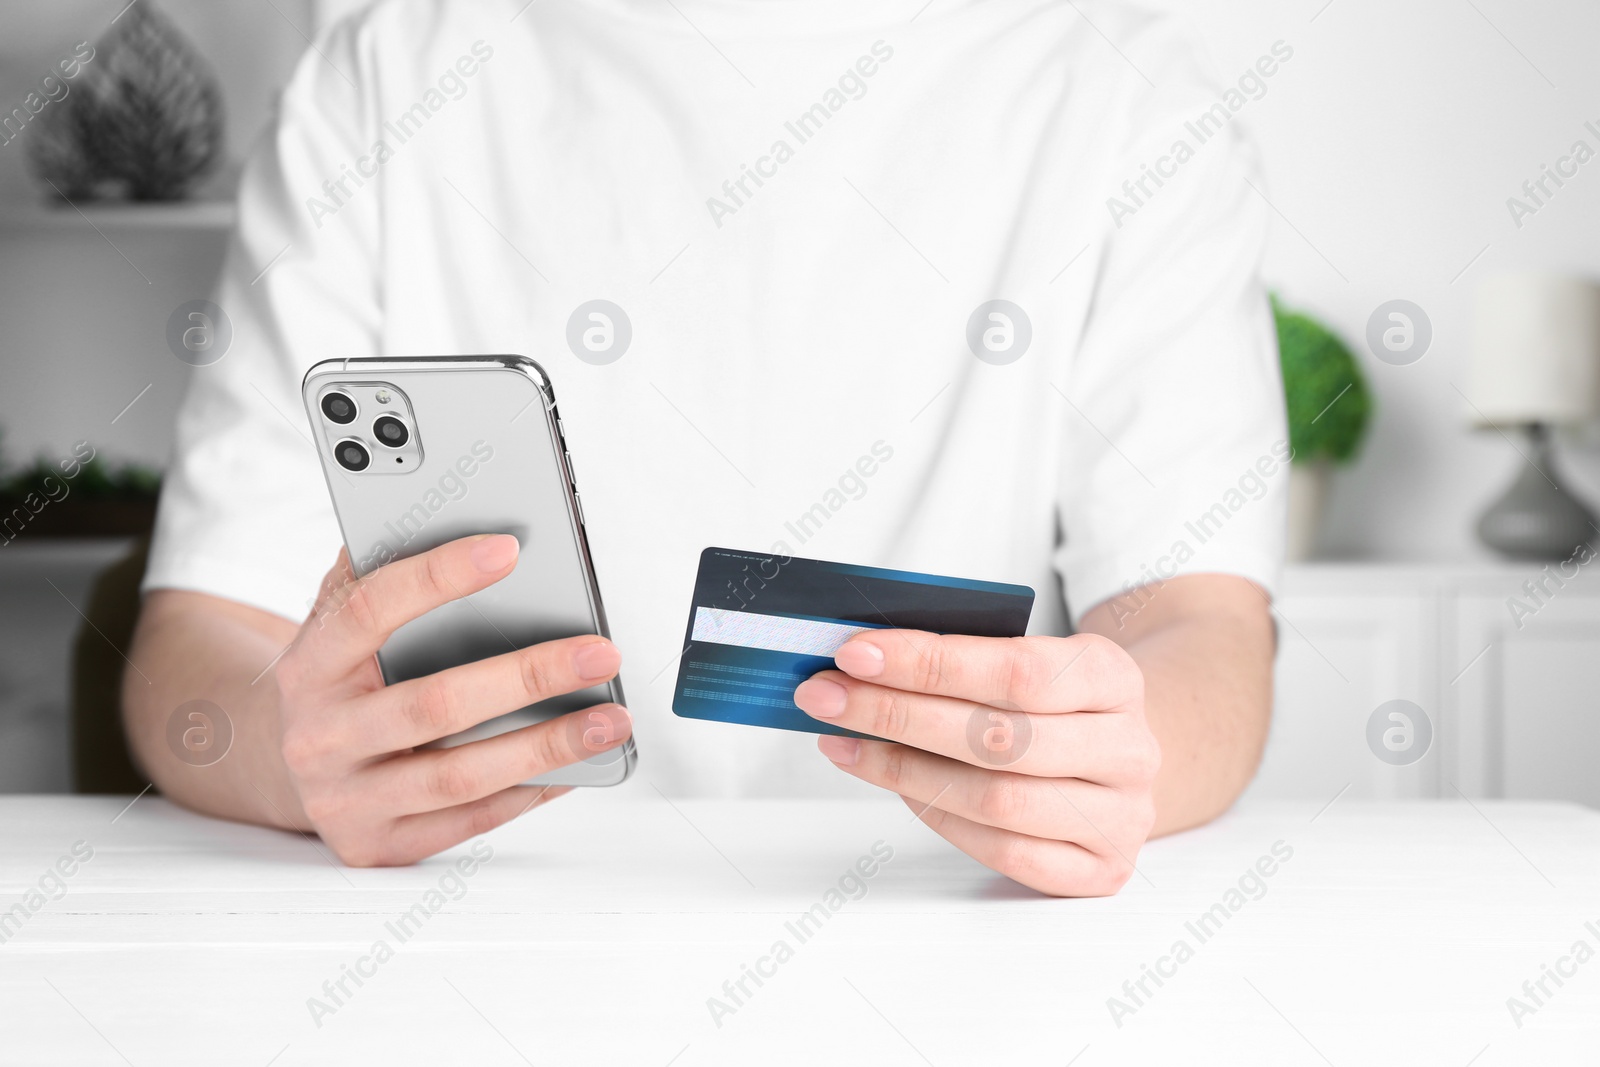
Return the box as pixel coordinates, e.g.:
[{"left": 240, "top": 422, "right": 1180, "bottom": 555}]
[{"left": 671, "top": 548, "right": 1036, "bottom": 737}]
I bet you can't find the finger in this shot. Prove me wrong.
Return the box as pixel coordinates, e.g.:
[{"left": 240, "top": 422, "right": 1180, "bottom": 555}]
[
  {"left": 902, "top": 797, "right": 1132, "bottom": 897},
  {"left": 375, "top": 784, "right": 571, "bottom": 866},
  {"left": 832, "top": 631, "right": 1139, "bottom": 713},
  {"left": 307, "top": 547, "right": 357, "bottom": 621},
  {"left": 362, "top": 703, "right": 632, "bottom": 816},
  {"left": 819, "top": 736, "right": 1147, "bottom": 845},
  {"left": 295, "top": 534, "right": 521, "bottom": 685},
  {"left": 794, "top": 672, "right": 1150, "bottom": 781},
  {"left": 335, "top": 635, "right": 621, "bottom": 758}
]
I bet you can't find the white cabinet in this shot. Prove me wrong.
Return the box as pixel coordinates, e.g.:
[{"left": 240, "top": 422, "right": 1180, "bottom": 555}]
[
  {"left": 1254, "top": 562, "right": 1600, "bottom": 807},
  {"left": 1247, "top": 574, "right": 1438, "bottom": 802},
  {"left": 1453, "top": 571, "right": 1600, "bottom": 805}
]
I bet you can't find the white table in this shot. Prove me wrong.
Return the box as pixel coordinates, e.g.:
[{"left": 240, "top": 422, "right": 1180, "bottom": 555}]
[{"left": 0, "top": 794, "right": 1594, "bottom": 1065}]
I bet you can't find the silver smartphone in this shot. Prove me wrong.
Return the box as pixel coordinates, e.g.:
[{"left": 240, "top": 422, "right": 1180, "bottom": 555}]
[{"left": 300, "top": 355, "right": 635, "bottom": 787}]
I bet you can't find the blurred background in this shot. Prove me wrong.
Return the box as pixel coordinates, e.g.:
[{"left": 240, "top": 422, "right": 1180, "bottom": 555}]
[{"left": 2, "top": 0, "right": 1597, "bottom": 805}]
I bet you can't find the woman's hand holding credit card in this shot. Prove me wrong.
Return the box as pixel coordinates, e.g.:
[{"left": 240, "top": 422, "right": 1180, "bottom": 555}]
[{"left": 672, "top": 549, "right": 1160, "bottom": 897}]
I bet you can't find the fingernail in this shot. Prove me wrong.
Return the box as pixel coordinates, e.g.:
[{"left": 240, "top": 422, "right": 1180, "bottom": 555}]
[
  {"left": 836, "top": 638, "right": 885, "bottom": 678},
  {"left": 579, "top": 704, "right": 631, "bottom": 752},
  {"left": 818, "top": 734, "right": 860, "bottom": 765},
  {"left": 471, "top": 534, "right": 519, "bottom": 572},
  {"left": 793, "top": 677, "right": 848, "bottom": 718},
  {"left": 574, "top": 640, "right": 620, "bottom": 681}
]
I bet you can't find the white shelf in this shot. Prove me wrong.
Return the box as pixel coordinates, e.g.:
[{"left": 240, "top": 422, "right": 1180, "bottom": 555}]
[
  {"left": 0, "top": 198, "right": 236, "bottom": 232},
  {"left": 1282, "top": 557, "right": 1600, "bottom": 594},
  {"left": 0, "top": 537, "right": 138, "bottom": 573}
]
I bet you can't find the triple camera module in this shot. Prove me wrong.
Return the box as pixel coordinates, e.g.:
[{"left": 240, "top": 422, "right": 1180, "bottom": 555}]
[{"left": 318, "top": 386, "right": 421, "bottom": 473}]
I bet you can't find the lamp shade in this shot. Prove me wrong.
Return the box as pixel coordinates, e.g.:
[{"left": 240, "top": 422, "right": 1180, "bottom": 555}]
[{"left": 1467, "top": 273, "right": 1600, "bottom": 426}]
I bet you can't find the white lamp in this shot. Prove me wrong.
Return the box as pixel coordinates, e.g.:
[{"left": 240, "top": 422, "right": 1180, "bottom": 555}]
[{"left": 1467, "top": 273, "right": 1600, "bottom": 559}]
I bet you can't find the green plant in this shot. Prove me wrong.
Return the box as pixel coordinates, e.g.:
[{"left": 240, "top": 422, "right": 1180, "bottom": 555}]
[
  {"left": 1272, "top": 294, "right": 1372, "bottom": 464},
  {"left": 0, "top": 451, "right": 162, "bottom": 501}
]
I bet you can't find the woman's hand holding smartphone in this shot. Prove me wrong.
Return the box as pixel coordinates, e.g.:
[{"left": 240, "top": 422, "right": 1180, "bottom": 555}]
[{"left": 273, "top": 533, "right": 633, "bottom": 867}]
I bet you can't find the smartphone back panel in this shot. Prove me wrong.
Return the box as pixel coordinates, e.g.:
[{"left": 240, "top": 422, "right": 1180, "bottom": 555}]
[{"left": 301, "top": 356, "right": 633, "bottom": 786}]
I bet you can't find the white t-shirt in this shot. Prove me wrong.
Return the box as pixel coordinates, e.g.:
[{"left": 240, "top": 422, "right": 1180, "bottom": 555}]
[{"left": 145, "top": 0, "right": 1288, "bottom": 797}]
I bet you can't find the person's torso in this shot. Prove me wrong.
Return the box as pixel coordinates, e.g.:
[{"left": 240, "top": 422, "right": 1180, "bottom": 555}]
[{"left": 314, "top": 0, "right": 1152, "bottom": 793}]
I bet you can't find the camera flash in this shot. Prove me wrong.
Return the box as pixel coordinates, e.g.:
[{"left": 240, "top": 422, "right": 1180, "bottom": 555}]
[{"left": 375, "top": 389, "right": 392, "bottom": 404}]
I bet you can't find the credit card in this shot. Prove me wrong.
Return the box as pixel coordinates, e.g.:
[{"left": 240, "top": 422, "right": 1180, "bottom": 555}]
[{"left": 671, "top": 548, "right": 1035, "bottom": 737}]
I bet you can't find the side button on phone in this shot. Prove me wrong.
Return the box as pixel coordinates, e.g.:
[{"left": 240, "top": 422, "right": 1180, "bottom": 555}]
[
  {"left": 564, "top": 451, "right": 577, "bottom": 486},
  {"left": 573, "top": 492, "right": 587, "bottom": 527}
]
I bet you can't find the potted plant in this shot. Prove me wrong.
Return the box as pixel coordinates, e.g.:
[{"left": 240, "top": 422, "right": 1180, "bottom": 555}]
[
  {"left": 28, "top": 2, "right": 225, "bottom": 203},
  {"left": 0, "top": 435, "right": 161, "bottom": 540},
  {"left": 1273, "top": 295, "right": 1373, "bottom": 560}
]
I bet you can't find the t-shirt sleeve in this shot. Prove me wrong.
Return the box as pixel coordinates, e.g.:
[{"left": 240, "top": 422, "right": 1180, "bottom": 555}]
[
  {"left": 1054, "top": 41, "right": 1289, "bottom": 627},
  {"left": 142, "top": 21, "right": 381, "bottom": 622}
]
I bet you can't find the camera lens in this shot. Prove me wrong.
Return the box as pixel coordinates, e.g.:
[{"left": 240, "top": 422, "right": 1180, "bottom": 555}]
[
  {"left": 321, "top": 391, "right": 357, "bottom": 425},
  {"left": 334, "top": 439, "right": 370, "bottom": 472},
  {"left": 372, "top": 415, "right": 409, "bottom": 448}
]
